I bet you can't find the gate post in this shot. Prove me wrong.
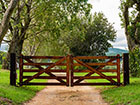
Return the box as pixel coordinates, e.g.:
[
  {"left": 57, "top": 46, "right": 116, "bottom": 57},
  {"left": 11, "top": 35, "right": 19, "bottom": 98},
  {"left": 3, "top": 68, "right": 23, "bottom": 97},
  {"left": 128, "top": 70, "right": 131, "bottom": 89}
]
[
  {"left": 19, "top": 54, "right": 23, "bottom": 86},
  {"left": 10, "top": 53, "right": 16, "bottom": 86},
  {"left": 123, "top": 53, "right": 129, "bottom": 85}
]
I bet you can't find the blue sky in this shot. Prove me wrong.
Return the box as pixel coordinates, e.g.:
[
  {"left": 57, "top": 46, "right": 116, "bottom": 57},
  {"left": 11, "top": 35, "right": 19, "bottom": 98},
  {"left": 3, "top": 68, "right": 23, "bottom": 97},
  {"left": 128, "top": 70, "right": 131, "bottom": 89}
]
[{"left": 88, "top": 0, "right": 128, "bottom": 50}]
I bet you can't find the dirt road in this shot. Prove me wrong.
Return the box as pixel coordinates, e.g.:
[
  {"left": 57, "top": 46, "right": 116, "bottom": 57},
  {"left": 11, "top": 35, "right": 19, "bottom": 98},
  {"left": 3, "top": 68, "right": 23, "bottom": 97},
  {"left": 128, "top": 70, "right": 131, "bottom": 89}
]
[{"left": 24, "top": 80, "right": 108, "bottom": 105}]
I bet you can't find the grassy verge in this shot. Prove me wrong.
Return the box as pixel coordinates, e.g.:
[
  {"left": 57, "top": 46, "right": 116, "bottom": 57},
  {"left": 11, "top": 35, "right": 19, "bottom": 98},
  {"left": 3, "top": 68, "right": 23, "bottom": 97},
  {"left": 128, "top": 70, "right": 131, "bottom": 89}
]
[
  {"left": 0, "top": 69, "right": 46, "bottom": 105},
  {"left": 101, "top": 77, "right": 140, "bottom": 105}
]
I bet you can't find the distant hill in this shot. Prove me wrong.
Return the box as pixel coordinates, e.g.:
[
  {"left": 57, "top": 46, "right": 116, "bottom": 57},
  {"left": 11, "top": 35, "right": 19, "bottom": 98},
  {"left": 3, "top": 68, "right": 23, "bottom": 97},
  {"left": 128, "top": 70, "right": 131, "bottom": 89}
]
[{"left": 106, "top": 48, "right": 128, "bottom": 56}]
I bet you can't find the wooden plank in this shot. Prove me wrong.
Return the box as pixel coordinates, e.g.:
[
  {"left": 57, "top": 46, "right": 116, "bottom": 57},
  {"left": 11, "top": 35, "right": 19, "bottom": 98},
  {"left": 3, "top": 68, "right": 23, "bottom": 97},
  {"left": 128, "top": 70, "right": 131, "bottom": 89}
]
[
  {"left": 74, "top": 62, "right": 117, "bottom": 66},
  {"left": 73, "top": 83, "right": 121, "bottom": 86},
  {"left": 23, "top": 69, "right": 67, "bottom": 72},
  {"left": 73, "top": 57, "right": 117, "bottom": 84},
  {"left": 22, "top": 57, "right": 66, "bottom": 84},
  {"left": 23, "top": 63, "right": 66, "bottom": 66},
  {"left": 74, "top": 58, "right": 117, "bottom": 84},
  {"left": 22, "top": 83, "right": 66, "bottom": 85},
  {"left": 73, "top": 69, "right": 117, "bottom": 72},
  {"left": 73, "top": 76, "right": 117, "bottom": 79},
  {"left": 23, "top": 56, "right": 64, "bottom": 59},
  {"left": 23, "top": 69, "right": 117, "bottom": 73},
  {"left": 75, "top": 56, "right": 115, "bottom": 59},
  {"left": 23, "top": 82, "right": 122, "bottom": 86},
  {"left": 117, "top": 54, "right": 120, "bottom": 84},
  {"left": 23, "top": 76, "right": 67, "bottom": 79},
  {"left": 23, "top": 69, "right": 42, "bottom": 72},
  {"left": 19, "top": 54, "right": 23, "bottom": 85}
]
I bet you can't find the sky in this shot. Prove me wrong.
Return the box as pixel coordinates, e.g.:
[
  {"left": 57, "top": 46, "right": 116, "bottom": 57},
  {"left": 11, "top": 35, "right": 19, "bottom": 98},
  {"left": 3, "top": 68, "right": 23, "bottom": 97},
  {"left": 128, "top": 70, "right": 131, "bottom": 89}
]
[{"left": 88, "top": 0, "right": 128, "bottom": 50}]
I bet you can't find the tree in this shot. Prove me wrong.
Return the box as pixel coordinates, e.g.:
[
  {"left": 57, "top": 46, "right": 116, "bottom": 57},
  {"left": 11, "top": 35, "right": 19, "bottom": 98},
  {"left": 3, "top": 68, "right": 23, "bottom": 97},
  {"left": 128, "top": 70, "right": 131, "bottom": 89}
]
[
  {"left": 42, "top": 12, "right": 116, "bottom": 57},
  {"left": 1, "top": 0, "right": 92, "bottom": 69},
  {"left": 65, "top": 13, "right": 116, "bottom": 56},
  {"left": 0, "top": 0, "right": 19, "bottom": 44},
  {"left": 120, "top": 0, "right": 140, "bottom": 51},
  {"left": 120, "top": 0, "right": 140, "bottom": 77}
]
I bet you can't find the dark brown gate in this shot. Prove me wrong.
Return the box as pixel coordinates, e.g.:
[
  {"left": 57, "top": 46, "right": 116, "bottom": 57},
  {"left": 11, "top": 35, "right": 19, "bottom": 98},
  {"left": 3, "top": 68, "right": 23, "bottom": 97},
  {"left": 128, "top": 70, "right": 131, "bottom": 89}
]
[
  {"left": 19, "top": 54, "right": 121, "bottom": 86},
  {"left": 70, "top": 55, "right": 121, "bottom": 86},
  {"left": 19, "top": 55, "right": 70, "bottom": 86}
]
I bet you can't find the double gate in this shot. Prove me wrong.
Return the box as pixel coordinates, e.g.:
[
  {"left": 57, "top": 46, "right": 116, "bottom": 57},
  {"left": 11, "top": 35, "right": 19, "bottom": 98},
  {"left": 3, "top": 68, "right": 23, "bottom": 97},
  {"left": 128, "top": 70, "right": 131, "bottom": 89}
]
[{"left": 19, "top": 54, "right": 121, "bottom": 86}]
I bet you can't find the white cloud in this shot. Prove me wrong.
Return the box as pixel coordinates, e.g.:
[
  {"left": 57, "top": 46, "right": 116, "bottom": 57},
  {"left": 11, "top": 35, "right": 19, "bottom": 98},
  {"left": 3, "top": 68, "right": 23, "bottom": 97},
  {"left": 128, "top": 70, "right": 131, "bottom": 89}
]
[{"left": 88, "top": 0, "right": 128, "bottom": 49}]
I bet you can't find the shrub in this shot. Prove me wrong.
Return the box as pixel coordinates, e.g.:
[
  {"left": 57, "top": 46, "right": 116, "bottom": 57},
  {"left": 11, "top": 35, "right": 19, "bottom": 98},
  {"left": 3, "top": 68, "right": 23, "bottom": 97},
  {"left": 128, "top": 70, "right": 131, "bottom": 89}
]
[{"left": 129, "top": 47, "right": 140, "bottom": 77}]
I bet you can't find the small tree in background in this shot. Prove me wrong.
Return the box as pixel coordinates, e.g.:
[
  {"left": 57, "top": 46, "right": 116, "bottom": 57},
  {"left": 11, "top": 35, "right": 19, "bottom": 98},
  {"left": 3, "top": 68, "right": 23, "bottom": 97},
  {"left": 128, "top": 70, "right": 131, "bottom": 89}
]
[{"left": 68, "top": 12, "right": 116, "bottom": 56}]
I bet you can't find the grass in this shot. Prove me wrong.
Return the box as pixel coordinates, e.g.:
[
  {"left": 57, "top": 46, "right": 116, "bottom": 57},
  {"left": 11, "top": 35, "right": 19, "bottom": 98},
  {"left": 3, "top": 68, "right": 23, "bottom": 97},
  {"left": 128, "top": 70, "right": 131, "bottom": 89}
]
[
  {"left": 0, "top": 69, "right": 46, "bottom": 105},
  {"left": 101, "top": 77, "right": 140, "bottom": 105}
]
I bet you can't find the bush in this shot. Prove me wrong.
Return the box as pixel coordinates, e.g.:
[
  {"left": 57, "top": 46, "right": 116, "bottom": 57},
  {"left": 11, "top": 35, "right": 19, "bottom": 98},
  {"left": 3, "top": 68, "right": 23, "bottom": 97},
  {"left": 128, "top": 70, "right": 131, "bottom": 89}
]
[
  {"left": 129, "top": 47, "right": 140, "bottom": 77},
  {"left": 0, "top": 51, "right": 7, "bottom": 64}
]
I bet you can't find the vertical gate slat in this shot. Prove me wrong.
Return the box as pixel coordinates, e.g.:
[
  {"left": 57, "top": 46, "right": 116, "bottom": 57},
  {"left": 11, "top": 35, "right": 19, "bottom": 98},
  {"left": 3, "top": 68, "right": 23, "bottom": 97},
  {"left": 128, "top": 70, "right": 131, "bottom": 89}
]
[
  {"left": 117, "top": 54, "right": 120, "bottom": 85},
  {"left": 66, "top": 55, "right": 70, "bottom": 86},
  {"left": 19, "top": 54, "right": 23, "bottom": 85},
  {"left": 70, "top": 55, "right": 74, "bottom": 87}
]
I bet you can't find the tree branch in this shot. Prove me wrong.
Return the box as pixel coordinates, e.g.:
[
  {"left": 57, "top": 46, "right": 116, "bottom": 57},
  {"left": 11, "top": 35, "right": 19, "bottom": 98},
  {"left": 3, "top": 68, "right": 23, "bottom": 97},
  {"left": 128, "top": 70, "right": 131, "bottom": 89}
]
[{"left": 0, "top": 0, "right": 19, "bottom": 44}]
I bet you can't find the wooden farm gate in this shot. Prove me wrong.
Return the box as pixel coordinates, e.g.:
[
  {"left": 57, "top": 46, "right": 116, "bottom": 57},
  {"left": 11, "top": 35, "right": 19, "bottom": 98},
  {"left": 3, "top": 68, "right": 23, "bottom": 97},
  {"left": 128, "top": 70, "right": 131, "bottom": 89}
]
[{"left": 19, "top": 54, "right": 122, "bottom": 86}]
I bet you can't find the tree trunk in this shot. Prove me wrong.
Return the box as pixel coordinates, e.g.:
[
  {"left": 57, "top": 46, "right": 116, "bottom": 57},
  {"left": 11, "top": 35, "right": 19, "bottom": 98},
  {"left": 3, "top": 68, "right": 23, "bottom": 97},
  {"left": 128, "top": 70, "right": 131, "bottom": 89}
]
[
  {"left": 124, "top": 4, "right": 137, "bottom": 51},
  {"left": 2, "top": 0, "right": 32, "bottom": 69},
  {"left": 0, "top": 0, "right": 19, "bottom": 45},
  {"left": 2, "top": 35, "right": 24, "bottom": 69}
]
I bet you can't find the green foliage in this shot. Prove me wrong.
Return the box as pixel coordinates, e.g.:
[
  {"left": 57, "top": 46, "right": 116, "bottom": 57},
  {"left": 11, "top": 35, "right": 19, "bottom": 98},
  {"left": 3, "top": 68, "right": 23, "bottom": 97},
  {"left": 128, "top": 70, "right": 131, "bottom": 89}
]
[
  {"left": 42, "top": 12, "right": 116, "bottom": 57},
  {"left": 31, "top": 0, "right": 92, "bottom": 38},
  {"left": 119, "top": 0, "right": 140, "bottom": 42},
  {"left": 0, "top": 51, "right": 6, "bottom": 64},
  {"left": 23, "top": 0, "right": 92, "bottom": 56},
  {"left": 69, "top": 12, "right": 116, "bottom": 56},
  {"left": 129, "top": 47, "right": 140, "bottom": 77}
]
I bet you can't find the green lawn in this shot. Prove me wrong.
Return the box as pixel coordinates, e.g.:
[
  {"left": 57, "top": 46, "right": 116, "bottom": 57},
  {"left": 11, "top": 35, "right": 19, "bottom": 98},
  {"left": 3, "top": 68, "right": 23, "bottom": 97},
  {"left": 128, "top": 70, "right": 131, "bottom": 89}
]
[
  {"left": 0, "top": 69, "right": 46, "bottom": 105},
  {"left": 101, "top": 77, "right": 140, "bottom": 105}
]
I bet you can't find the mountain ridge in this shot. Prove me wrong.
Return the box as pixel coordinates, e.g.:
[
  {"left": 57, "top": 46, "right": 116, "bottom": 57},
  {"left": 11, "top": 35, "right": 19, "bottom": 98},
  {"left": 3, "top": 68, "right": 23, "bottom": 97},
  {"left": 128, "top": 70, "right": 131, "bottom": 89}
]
[{"left": 106, "top": 48, "right": 128, "bottom": 56}]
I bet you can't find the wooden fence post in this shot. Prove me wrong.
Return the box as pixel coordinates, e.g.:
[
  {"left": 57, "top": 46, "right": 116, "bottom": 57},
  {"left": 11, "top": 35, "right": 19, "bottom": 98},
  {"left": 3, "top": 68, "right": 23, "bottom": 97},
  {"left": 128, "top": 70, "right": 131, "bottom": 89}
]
[
  {"left": 123, "top": 53, "right": 129, "bottom": 86},
  {"left": 10, "top": 53, "right": 16, "bottom": 86}
]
